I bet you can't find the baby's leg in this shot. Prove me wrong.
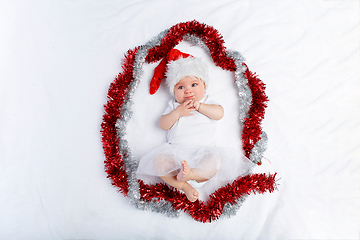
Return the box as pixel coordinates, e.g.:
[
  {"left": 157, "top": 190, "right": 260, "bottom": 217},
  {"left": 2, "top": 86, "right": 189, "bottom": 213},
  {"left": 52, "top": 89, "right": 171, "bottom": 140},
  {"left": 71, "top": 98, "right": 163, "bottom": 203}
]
[
  {"left": 160, "top": 175, "right": 199, "bottom": 202},
  {"left": 191, "top": 154, "right": 219, "bottom": 182},
  {"left": 177, "top": 160, "right": 212, "bottom": 183},
  {"left": 176, "top": 160, "right": 192, "bottom": 182},
  {"left": 154, "top": 155, "right": 199, "bottom": 202},
  {"left": 153, "top": 154, "right": 178, "bottom": 176}
]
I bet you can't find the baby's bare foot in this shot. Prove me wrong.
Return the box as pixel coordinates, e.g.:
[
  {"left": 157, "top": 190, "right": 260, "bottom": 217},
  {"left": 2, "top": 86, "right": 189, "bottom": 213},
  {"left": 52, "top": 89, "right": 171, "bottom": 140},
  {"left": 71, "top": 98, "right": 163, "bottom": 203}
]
[
  {"left": 182, "top": 183, "right": 199, "bottom": 202},
  {"left": 177, "top": 161, "right": 191, "bottom": 182}
]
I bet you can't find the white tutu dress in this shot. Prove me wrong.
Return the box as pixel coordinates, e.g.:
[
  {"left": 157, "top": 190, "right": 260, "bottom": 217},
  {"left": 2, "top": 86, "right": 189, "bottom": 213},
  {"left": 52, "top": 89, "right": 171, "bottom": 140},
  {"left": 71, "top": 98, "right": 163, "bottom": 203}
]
[{"left": 136, "top": 95, "right": 254, "bottom": 200}]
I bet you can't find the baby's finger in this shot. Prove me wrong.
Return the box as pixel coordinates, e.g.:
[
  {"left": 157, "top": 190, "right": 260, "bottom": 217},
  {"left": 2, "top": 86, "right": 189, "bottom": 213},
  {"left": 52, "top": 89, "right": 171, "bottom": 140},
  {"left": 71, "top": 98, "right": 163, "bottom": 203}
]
[
  {"left": 185, "top": 99, "right": 193, "bottom": 106},
  {"left": 188, "top": 101, "right": 196, "bottom": 109}
]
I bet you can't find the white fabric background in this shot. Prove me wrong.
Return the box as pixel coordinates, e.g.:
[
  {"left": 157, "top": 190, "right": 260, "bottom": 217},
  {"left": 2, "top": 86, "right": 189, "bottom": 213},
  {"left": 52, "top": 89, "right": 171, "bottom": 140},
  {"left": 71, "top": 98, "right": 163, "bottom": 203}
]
[{"left": 1, "top": 0, "right": 359, "bottom": 239}]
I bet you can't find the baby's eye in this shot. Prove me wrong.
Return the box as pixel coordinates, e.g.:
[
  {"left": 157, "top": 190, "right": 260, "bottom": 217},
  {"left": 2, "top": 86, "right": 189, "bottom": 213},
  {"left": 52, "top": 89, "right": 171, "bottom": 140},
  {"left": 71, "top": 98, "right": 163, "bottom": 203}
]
[
  {"left": 178, "top": 86, "right": 184, "bottom": 89},
  {"left": 192, "top": 83, "right": 198, "bottom": 87}
]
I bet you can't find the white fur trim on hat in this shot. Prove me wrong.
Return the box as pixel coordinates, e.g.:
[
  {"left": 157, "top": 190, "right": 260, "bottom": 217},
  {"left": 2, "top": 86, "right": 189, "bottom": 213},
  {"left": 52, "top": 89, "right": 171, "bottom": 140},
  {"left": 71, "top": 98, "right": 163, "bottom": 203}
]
[{"left": 165, "top": 57, "right": 209, "bottom": 95}]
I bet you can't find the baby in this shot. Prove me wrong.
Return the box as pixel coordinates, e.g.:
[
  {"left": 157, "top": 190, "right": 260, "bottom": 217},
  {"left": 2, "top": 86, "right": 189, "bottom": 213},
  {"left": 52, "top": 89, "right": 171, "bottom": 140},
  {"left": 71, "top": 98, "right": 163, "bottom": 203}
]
[
  {"left": 157, "top": 72, "right": 223, "bottom": 201},
  {"left": 137, "top": 49, "right": 249, "bottom": 202}
]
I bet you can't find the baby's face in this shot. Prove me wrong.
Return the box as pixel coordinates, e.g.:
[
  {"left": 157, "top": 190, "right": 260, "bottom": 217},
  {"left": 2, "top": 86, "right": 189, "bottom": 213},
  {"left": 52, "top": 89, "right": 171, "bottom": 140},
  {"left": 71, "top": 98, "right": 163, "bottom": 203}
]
[{"left": 174, "top": 76, "right": 206, "bottom": 103}]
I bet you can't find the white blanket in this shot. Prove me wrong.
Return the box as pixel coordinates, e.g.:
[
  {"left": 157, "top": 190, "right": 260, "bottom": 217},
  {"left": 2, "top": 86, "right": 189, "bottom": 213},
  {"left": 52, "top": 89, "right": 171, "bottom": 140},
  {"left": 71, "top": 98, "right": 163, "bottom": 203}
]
[{"left": 1, "top": 0, "right": 359, "bottom": 239}]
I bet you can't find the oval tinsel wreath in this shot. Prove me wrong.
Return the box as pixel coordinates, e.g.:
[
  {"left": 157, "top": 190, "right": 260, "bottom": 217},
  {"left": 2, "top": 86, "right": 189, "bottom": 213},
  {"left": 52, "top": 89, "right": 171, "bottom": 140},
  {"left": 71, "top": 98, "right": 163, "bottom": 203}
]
[{"left": 101, "top": 20, "right": 277, "bottom": 222}]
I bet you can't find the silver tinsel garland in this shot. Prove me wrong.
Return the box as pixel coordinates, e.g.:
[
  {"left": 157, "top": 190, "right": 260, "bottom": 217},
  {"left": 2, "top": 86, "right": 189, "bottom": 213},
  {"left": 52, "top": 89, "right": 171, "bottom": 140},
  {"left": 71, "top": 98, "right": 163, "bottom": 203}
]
[{"left": 115, "top": 29, "right": 268, "bottom": 219}]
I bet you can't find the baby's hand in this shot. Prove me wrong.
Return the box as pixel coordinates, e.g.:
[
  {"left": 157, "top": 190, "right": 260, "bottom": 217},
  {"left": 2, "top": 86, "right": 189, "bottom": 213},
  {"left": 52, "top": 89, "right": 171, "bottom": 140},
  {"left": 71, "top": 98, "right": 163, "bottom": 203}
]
[
  {"left": 193, "top": 101, "right": 201, "bottom": 111},
  {"left": 176, "top": 100, "right": 196, "bottom": 117}
]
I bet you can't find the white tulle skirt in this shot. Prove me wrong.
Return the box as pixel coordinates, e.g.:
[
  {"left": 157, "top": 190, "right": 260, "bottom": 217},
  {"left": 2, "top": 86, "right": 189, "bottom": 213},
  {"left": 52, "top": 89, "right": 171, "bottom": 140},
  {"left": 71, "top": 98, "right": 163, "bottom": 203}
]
[{"left": 136, "top": 143, "right": 254, "bottom": 200}]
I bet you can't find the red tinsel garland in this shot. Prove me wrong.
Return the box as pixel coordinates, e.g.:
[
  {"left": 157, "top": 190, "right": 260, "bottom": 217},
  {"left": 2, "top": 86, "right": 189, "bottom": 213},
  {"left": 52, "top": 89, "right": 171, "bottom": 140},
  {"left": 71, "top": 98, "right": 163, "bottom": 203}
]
[
  {"left": 101, "top": 48, "right": 139, "bottom": 195},
  {"left": 138, "top": 173, "right": 277, "bottom": 222},
  {"left": 242, "top": 63, "right": 269, "bottom": 161},
  {"left": 145, "top": 21, "right": 236, "bottom": 71},
  {"left": 101, "top": 20, "right": 276, "bottom": 222}
]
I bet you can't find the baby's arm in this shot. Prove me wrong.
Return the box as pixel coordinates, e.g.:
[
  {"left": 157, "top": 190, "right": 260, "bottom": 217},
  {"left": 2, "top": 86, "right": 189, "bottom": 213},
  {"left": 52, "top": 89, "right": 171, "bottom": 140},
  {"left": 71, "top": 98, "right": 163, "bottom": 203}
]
[
  {"left": 194, "top": 101, "right": 224, "bottom": 120},
  {"left": 159, "top": 100, "right": 195, "bottom": 130}
]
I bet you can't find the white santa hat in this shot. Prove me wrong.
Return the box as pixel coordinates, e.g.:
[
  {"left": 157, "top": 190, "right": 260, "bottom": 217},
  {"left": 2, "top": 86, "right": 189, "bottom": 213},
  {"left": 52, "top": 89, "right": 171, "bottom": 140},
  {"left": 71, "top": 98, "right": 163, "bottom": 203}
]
[
  {"left": 165, "top": 56, "right": 209, "bottom": 95},
  {"left": 149, "top": 48, "right": 209, "bottom": 95}
]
